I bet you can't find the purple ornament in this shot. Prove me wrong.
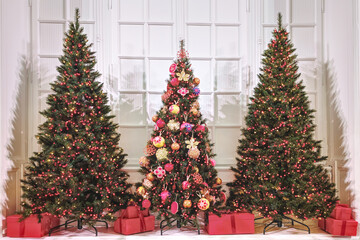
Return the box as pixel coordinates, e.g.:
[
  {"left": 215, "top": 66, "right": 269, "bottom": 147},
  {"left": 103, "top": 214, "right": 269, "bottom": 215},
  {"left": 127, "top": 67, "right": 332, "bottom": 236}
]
[
  {"left": 181, "top": 122, "right": 192, "bottom": 132},
  {"left": 193, "top": 87, "right": 200, "bottom": 96}
]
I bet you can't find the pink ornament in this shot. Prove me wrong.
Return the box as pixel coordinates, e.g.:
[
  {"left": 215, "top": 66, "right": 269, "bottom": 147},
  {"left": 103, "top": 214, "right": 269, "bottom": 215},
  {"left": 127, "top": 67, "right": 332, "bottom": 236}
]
[
  {"left": 182, "top": 181, "right": 190, "bottom": 190},
  {"left": 203, "top": 182, "right": 209, "bottom": 188},
  {"left": 210, "top": 158, "right": 216, "bottom": 167},
  {"left": 196, "top": 125, "right": 206, "bottom": 132},
  {"left": 220, "top": 192, "right": 227, "bottom": 203},
  {"left": 165, "top": 163, "right": 174, "bottom": 172},
  {"left": 142, "top": 199, "right": 151, "bottom": 209},
  {"left": 161, "top": 190, "right": 171, "bottom": 201},
  {"left": 169, "top": 63, "right": 177, "bottom": 73},
  {"left": 178, "top": 88, "right": 189, "bottom": 97},
  {"left": 171, "top": 201, "right": 179, "bottom": 214},
  {"left": 154, "top": 166, "right": 166, "bottom": 178},
  {"left": 180, "top": 122, "right": 192, "bottom": 132},
  {"left": 156, "top": 119, "right": 165, "bottom": 128},
  {"left": 154, "top": 125, "right": 159, "bottom": 131},
  {"left": 170, "top": 78, "right": 179, "bottom": 87}
]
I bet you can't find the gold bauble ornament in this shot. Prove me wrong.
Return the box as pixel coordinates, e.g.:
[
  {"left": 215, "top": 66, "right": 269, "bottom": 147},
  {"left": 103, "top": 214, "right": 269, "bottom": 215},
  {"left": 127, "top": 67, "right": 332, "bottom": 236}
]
[
  {"left": 188, "top": 147, "right": 200, "bottom": 159},
  {"left": 192, "top": 101, "right": 200, "bottom": 109},
  {"left": 139, "top": 156, "right": 150, "bottom": 167},
  {"left": 156, "top": 148, "right": 168, "bottom": 161},
  {"left": 152, "top": 115, "right": 158, "bottom": 122},
  {"left": 183, "top": 200, "right": 192, "bottom": 208},
  {"left": 146, "top": 172, "right": 155, "bottom": 181},
  {"left": 197, "top": 198, "right": 210, "bottom": 210},
  {"left": 136, "top": 186, "right": 146, "bottom": 196},
  {"left": 193, "top": 77, "right": 200, "bottom": 86},
  {"left": 194, "top": 166, "right": 199, "bottom": 173},
  {"left": 171, "top": 142, "right": 180, "bottom": 151},
  {"left": 190, "top": 107, "right": 199, "bottom": 116},
  {"left": 215, "top": 177, "right": 222, "bottom": 185}
]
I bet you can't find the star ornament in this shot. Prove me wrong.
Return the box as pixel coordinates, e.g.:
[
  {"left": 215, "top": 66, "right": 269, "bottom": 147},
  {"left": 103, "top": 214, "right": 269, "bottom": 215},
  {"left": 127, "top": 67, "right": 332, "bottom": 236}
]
[
  {"left": 185, "top": 137, "right": 199, "bottom": 149},
  {"left": 176, "top": 70, "right": 190, "bottom": 82}
]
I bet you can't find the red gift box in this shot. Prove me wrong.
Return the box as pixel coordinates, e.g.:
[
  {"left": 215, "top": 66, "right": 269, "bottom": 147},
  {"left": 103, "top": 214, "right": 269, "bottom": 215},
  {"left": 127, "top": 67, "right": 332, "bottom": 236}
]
[
  {"left": 233, "top": 212, "right": 255, "bottom": 234},
  {"left": 205, "top": 212, "right": 255, "bottom": 235},
  {"left": 114, "top": 206, "right": 155, "bottom": 235},
  {"left": 205, "top": 213, "right": 233, "bottom": 235},
  {"left": 326, "top": 217, "right": 358, "bottom": 236},
  {"left": 6, "top": 215, "right": 25, "bottom": 237},
  {"left": 24, "top": 214, "right": 51, "bottom": 238},
  {"left": 330, "top": 204, "right": 352, "bottom": 220},
  {"left": 318, "top": 218, "right": 326, "bottom": 231}
]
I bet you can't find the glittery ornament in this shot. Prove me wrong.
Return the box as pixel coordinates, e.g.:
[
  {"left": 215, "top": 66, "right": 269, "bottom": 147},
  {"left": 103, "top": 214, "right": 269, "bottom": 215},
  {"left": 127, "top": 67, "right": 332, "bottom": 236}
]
[
  {"left": 169, "top": 104, "right": 180, "bottom": 114},
  {"left": 145, "top": 144, "right": 157, "bottom": 156},
  {"left": 182, "top": 181, "right": 190, "bottom": 190},
  {"left": 188, "top": 147, "right": 200, "bottom": 159},
  {"left": 167, "top": 120, "right": 180, "bottom": 131},
  {"left": 192, "top": 172, "right": 203, "bottom": 184},
  {"left": 156, "top": 148, "right": 168, "bottom": 161},
  {"left": 178, "top": 87, "right": 189, "bottom": 97},
  {"left": 193, "top": 77, "right": 200, "bottom": 85},
  {"left": 171, "top": 142, "right": 180, "bottom": 151},
  {"left": 154, "top": 166, "right": 166, "bottom": 178},
  {"left": 136, "top": 186, "right": 146, "bottom": 196},
  {"left": 153, "top": 136, "right": 165, "bottom": 148},
  {"left": 192, "top": 101, "right": 200, "bottom": 109},
  {"left": 215, "top": 177, "right": 222, "bottom": 185},
  {"left": 161, "top": 190, "right": 171, "bottom": 201},
  {"left": 170, "top": 77, "right": 179, "bottom": 87},
  {"left": 152, "top": 115, "right": 158, "bottom": 122},
  {"left": 156, "top": 119, "right": 165, "bottom": 128},
  {"left": 169, "top": 63, "right": 177, "bottom": 73},
  {"left": 165, "top": 163, "right": 174, "bottom": 172},
  {"left": 180, "top": 122, "right": 192, "bottom": 132},
  {"left": 190, "top": 107, "right": 199, "bottom": 116},
  {"left": 185, "top": 137, "right": 199, "bottom": 149},
  {"left": 146, "top": 172, "right": 155, "bottom": 181},
  {"left": 193, "top": 87, "right": 200, "bottom": 96},
  {"left": 197, "top": 198, "right": 210, "bottom": 210},
  {"left": 171, "top": 201, "right": 179, "bottom": 214},
  {"left": 183, "top": 199, "right": 192, "bottom": 208},
  {"left": 196, "top": 125, "right": 206, "bottom": 132},
  {"left": 139, "top": 156, "right": 150, "bottom": 167},
  {"left": 143, "top": 179, "right": 153, "bottom": 189},
  {"left": 142, "top": 199, "right": 151, "bottom": 209}
]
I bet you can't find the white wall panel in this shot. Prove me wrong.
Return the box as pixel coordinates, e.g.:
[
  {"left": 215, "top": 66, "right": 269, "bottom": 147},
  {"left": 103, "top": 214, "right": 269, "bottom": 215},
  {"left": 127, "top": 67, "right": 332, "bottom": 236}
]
[
  {"left": 191, "top": 60, "right": 212, "bottom": 91},
  {"left": 148, "top": 0, "right": 173, "bottom": 22},
  {"left": 119, "top": 59, "right": 145, "bottom": 90},
  {"left": 215, "top": 0, "right": 239, "bottom": 23},
  {"left": 263, "top": 0, "right": 287, "bottom": 24},
  {"left": 39, "top": 23, "right": 64, "bottom": 55},
  {"left": 198, "top": 95, "right": 214, "bottom": 123},
  {"left": 187, "top": 0, "right": 211, "bottom": 22},
  {"left": 216, "top": 95, "right": 241, "bottom": 125},
  {"left": 292, "top": 27, "right": 315, "bottom": 58},
  {"left": 291, "top": 0, "right": 315, "bottom": 24},
  {"left": 298, "top": 61, "right": 317, "bottom": 92},
  {"left": 148, "top": 94, "right": 163, "bottom": 122},
  {"left": 216, "top": 26, "right": 240, "bottom": 57},
  {"left": 39, "top": 0, "right": 64, "bottom": 20},
  {"left": 119, "top": 0, "right": 144, "bottom": 21},
  {"left": 118, "top": 94, "right": 145, "bottom": 125},
  {"left": 187, "top": 25, "right": 211, "bottom": 57},
  {"left": 149, "top": 59, "right": 172, "bottom": 91},
  {"left": 214, "top": 127, "right": 241, "bottom": 163},
  {"left": 216, "top": 60, "right": 240, "bottom": 91},
  {"left": 70, "top": 0, "right": 95, "bottom": 20},
  {"left": 119, "top": 25, "right": 144, "bottom": 56},
  {"left": 39, "top": 58, "right": 59, "bottom": 91},
  {"left": 118, "top": 127, "right": 148, "bottom": 165},
  {"left": 149, "top": 25, "right": 173, "bottom": 56}
]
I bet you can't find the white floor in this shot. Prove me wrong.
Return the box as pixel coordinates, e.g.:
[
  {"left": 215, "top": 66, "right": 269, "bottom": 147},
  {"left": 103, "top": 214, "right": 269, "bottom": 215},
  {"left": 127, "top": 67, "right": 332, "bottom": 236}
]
[{"left": 3, "top": 221, "right": 359, "bottom": 240}]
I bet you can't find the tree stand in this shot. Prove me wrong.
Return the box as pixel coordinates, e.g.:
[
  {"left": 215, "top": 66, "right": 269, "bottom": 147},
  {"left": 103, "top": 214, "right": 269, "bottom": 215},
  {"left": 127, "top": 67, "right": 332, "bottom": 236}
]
[
  {"left": 263, "top": 214, "right": 310, "bottom": 235},
  {"left": 48, "top": 218, "right": 108, "bottom": 236},
  {"left": 160, "top": 217, "right": 200, "bottom": 235}
]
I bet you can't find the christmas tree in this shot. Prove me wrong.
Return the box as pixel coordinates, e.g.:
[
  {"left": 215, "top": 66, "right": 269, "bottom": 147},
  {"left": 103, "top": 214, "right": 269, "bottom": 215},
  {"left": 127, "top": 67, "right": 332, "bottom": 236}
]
[
  {"left": 226, "top": 14, "right": 337, "bottom": 224},
  {"left": 21, "top": 9, "right": 131, "bottom": 224},
  {"left": 135, "top": 40, "right": 226, "bottom": 229}
]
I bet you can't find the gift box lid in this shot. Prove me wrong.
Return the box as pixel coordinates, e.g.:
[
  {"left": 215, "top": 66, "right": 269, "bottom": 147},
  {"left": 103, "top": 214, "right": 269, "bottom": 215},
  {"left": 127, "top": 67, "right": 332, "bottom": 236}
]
[
  {"left": 345, "top": 219, "right": 358, "bottom": 226},
  {"left": 7, "top": 215, "right": 23, "bottom": 222}
]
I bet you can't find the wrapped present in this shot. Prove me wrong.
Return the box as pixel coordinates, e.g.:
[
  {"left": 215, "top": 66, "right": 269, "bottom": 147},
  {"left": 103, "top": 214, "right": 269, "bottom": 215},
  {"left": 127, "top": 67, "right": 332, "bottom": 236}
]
[
  {"left": 24, "top": 214, "right": 51, "bottom": 238},
  {"left": 6, "top": 214, "right": 25, "bottom": 237},
  {"left": 330, "top": 204, "right": 352, "bottom": 220},
  {"left": 114, "top": 206, "right": 155, "bottom": 235},
  {"left": 205, "top": 212, "right": 255, "bottom": 235},
  {"left": 318, "top": 218, "right": 326, "bottom": 231},
  {"left": 49, "top": 214, "right": 60, "bottom": 229},
  {"left": 233, "top": 212, "right": 255, "bottom": 234},
  {"left": 326, "top": 217, "right": 358, "bottom": 236}
]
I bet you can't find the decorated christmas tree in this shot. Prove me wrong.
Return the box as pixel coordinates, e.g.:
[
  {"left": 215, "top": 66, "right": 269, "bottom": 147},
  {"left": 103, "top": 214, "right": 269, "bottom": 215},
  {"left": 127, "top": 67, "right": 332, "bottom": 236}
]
[
  {"left": 21, "top": 9, "right": 131, "bottom": 225},
  {"left": 135, "top": 40, "right": 226, "bottom": 229},
  {"left": 226, "top": 14, "right": 337, "bottom": 225}
]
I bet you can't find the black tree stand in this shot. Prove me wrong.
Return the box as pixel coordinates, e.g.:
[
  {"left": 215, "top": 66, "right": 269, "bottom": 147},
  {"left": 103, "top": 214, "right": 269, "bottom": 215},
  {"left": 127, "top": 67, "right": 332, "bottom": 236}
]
[
  {"left": 160, "top": 217, "right": 200, "bottom": 235},
  {"left": 48, "top": 218, "right": 108, "bottom": 236},
  {"left": 261, "top": 214, "right": 310, "bottom": 235}
]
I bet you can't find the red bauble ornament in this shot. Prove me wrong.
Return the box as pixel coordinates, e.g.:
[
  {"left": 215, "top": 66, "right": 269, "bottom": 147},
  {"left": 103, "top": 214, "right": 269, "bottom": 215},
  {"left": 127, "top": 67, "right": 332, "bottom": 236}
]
[
  {"left": 171, "top": 142, "right": 180, "bottom": 151},
  {"left": 142, "top": 199, "right": 151, "bottom": 209},
  {"left": 156, "top": 119, "right": 165, "bottom": 128},
  {"left": 171, "top": 201, "right": 179, "bottom": 214},
  {"left": 192, "top": 173, "right": 203, "bottom": 184},
  {"left": 161, "top": 190, "right": 171, "bottom": 201},
  {"left": 182, "top": 181, "right": 190, "bottom": 190},
  {"left": 170, "top": 77, "right": 179, "bottom": 87},
  {"left": 165, "top": 163, "right": 174, "bottom": 172},
  {"left": 220, "top": 192, "right": 227, "bottom": 202},
  {"left": 196, "top": 125, "right": 206, "bottom": 132}
]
